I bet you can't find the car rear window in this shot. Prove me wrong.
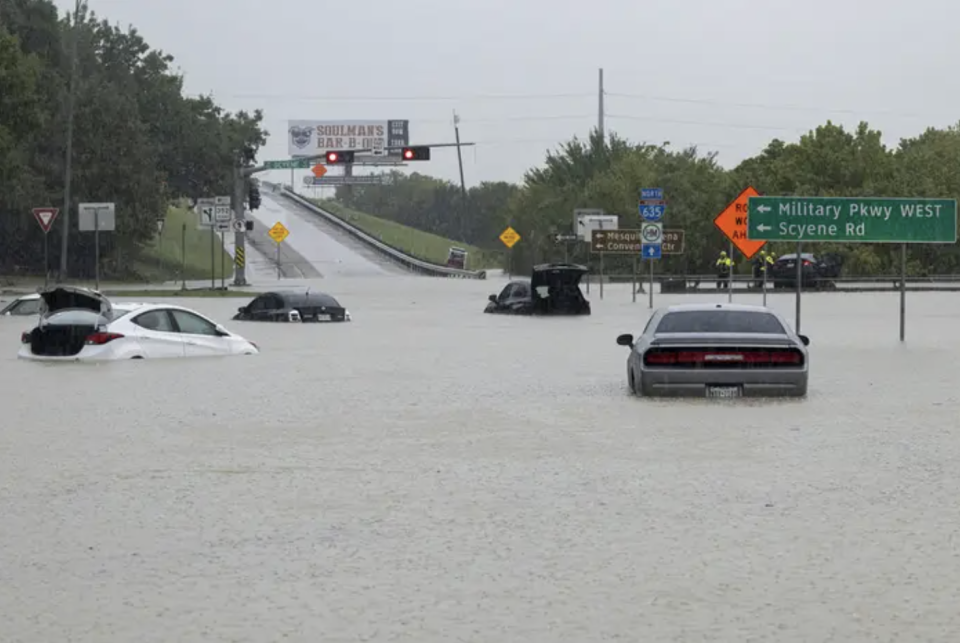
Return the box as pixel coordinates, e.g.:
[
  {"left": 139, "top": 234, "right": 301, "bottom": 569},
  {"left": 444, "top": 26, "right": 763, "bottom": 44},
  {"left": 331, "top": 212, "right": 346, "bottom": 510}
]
[{"left": 656, "top": 311, "right": 786, "bottom": 334}]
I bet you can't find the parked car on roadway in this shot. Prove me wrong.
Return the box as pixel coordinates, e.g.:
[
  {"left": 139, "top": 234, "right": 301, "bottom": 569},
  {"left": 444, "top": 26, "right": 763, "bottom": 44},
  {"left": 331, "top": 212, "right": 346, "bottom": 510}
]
[
  {"left": 484, "top": 263, "right": 591, "bottom": 316},
  {"left": 233, "top": 290, "right": 351, "bottom": 322},
  {"left": 1, "top": 293, "right": 41, "bottom": 316},
  {"left": 18, "top": 286, "right": 258, "bottom": 361},
  {"left": 770, "top": 252, "right": 844, "bottom": 289},
  {"left": 616, "top": 302, "right": 809, "bottom": 398}
]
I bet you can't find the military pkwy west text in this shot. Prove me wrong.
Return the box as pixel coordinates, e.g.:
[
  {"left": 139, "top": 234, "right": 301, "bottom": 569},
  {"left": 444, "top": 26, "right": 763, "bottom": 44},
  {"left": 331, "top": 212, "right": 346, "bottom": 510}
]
[{"left": 746, "top": 197, "right": 958, "bottom": 243}]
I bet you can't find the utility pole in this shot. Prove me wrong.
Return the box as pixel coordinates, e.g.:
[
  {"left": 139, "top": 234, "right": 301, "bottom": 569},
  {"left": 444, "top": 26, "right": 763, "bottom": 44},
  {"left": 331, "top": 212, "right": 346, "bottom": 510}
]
[
  {"left": 60, "top": 0, "right": 82, "bottom": 281},
  {"left": 597, "top": 68, "right": 605, "bottom": 142},
  {"left": 453, "top": 110, "right": 468, "bottom": 241}
]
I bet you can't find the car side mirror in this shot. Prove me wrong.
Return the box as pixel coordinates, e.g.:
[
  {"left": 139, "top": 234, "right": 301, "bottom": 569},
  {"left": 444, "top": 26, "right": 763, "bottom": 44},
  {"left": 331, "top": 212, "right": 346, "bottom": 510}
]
[
  {"left": 237, "top": 306, "right": 246, "bottom": 314},
  {"left": 616, "top": 333, "right": 634, "bottom": 347},
  {"left": 488, "top": 294, "right": 498, "bottom": 303},
  {"left": 798, "top": 334, "right": 810, "bottom": 346},
  {"left": 215, "top": 324, "right": 230, "bottom": 336}
]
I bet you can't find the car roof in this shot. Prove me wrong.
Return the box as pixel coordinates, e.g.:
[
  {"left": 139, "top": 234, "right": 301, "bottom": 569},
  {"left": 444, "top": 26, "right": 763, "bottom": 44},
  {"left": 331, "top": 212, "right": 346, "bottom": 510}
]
[
  {"left": 264, "top": 290, "right": 341, "bottom": 306},
  {"left": 662, "top": 303, "right": 774, "bottom": 314},
  {"left": 16, "top": 293, "right": 41, "bottom": 301},
  {"left": 110, "top": 302, "right": 210, "bottom": 315}
]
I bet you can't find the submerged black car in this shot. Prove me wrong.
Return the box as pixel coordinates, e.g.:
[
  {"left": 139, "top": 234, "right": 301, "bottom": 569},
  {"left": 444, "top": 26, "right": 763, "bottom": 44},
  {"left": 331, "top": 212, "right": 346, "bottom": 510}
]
[
  {"left": 233, "top": 290, "right": 351, "bottom": 322},
  {"left": 484, "top": 263, "right": 591, "bottom": 316},
  {"left": 769, "top": 252, "right": 844, "bottom": 289}
]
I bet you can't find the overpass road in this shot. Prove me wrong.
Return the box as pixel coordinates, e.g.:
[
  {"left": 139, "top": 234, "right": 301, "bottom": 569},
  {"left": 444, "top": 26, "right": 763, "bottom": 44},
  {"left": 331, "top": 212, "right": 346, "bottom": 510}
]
[{"left": 243, "top": 192, "right": 406, "bottom": 278}]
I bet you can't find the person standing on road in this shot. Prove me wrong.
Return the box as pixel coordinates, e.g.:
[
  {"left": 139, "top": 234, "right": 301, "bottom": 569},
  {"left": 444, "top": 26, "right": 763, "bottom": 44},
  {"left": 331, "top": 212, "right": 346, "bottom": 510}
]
[
  {"left": 716, "top": 251, "right": 733, "bottom": 289},
  {"left": 755, "top": 250, "right": 775, "bottom": 288}
]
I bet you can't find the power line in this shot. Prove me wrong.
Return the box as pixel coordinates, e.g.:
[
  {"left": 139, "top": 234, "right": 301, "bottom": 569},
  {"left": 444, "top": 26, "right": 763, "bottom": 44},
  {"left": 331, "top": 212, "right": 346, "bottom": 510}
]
[
  {"left": 606, "top": 113, "right": 806, "bottom": 134},
  {"left": 606, "top": 91, "right": 947, "bottom": 120},
  {"left": 228, "top": 92, "right": 593, "bottom": 102}
]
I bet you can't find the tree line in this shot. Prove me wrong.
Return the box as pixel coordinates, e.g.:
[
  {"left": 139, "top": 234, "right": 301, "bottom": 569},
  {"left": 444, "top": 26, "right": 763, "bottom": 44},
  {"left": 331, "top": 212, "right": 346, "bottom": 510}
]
[
  {"left": 0, "top": 0, "right": 266, "bottom": 278},
  {"left": 334, "top": 121, "right": 960, "bottom": 276}
]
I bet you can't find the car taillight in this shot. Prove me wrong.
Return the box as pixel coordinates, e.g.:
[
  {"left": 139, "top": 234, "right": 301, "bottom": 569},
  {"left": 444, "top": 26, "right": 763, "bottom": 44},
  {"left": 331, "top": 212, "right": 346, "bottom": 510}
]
[
  {"left": 802, "top": 260, "right": 811, "bottom": 266},
  {"left": 20, "top": 331, "right": 30, "bottom": 344},
  {"left": 85, "top": 332, "right": 124, "bottom": 345},
  {"left": 644, "top": 351, "right": 677, "bottom": 364},
  {"left": 644, "top": 349, "right": 803, "bottom": 366}
]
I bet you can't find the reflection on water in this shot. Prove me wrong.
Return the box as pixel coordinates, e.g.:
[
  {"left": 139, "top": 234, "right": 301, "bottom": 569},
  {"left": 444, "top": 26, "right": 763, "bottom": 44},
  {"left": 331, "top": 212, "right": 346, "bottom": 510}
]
[{"left": 1, "top": 277, "right": 959, "bottom": 642}]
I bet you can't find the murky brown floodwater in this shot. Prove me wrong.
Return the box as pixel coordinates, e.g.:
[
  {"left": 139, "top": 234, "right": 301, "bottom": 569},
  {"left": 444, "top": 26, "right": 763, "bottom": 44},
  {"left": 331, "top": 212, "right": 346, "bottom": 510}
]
[{"left": 2, "top": 277, "right": 959, "bottom": 642}]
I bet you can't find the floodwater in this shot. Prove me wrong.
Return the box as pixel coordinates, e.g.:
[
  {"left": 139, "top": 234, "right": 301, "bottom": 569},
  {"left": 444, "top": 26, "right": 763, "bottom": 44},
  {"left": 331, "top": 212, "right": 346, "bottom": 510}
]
[{"left": 2, "top": 277, "right": 959, "bottom": 642}]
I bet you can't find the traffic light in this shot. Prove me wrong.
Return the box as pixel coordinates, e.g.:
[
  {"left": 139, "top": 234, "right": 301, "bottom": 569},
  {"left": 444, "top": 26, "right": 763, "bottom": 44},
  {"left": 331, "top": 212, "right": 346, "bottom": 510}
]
[
  {"left": 325, "top": 150, "right": 355, "bottom": 164},
  {"left": 248, "top": 183, "right": 261, "bottom": 210},
  {"left": 401, "top": 146, "right": 430, "bottom": 161}
]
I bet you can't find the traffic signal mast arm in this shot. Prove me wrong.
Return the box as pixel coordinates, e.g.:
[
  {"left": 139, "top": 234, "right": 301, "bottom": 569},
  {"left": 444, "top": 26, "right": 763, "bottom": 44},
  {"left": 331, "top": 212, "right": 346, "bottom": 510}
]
[{"left": 239, "top": 142, "right": 475, "bottom": 178}]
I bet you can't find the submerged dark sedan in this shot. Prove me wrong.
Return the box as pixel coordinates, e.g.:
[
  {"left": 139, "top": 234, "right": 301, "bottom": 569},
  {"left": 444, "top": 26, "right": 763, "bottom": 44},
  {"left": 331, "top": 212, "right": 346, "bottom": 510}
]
[
  {"left": 233, "top": 290, "right": 351, "bottom": 322},
  {"left": 484, "top": 263, "right": 591, "bottom": 316}
]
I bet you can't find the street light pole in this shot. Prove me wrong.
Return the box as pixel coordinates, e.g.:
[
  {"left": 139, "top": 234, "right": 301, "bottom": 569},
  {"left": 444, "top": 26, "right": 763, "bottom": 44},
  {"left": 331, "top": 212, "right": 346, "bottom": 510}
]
[{"left": 60, "top": 0, "right": 82, "bottom": 281}]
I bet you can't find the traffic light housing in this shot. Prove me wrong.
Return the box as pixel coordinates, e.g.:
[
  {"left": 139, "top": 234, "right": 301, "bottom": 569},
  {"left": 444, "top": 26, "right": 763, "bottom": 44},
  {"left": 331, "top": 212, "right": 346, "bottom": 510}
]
[
  {"left": 401, "top": 146, "right": 430, "bottom": 161},
  {"left": 248, "top": 183, "right": 261, "bottom": 210},
  {"left": 325, "top": 150, "right": 355, "bottom": 164}
]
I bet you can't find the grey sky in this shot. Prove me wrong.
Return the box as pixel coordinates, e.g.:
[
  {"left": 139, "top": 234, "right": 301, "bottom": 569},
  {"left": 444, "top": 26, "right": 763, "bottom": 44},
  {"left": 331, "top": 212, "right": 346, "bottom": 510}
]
[{"left": 63, "top": 0, "right": 958, "bottom": 187}]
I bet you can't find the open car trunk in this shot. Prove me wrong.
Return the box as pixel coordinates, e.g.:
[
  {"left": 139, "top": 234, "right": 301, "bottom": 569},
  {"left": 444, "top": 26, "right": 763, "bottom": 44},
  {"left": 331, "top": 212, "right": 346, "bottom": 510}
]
[
  {"left": 530, "top": 264, "right": 590, "bottom": 315},
  {"left": 27, "top": 287, "right": 113, "bottom": 356}
]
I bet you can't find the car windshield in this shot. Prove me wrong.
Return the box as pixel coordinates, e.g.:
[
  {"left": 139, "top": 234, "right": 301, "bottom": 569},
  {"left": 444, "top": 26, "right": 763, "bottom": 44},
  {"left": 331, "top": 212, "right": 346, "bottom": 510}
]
[
  {"left": 656, "top": 310, "right": 786, "bottom": 334},
  {"left": 42, "top": 309, "right": 110, "bottom": 326}
]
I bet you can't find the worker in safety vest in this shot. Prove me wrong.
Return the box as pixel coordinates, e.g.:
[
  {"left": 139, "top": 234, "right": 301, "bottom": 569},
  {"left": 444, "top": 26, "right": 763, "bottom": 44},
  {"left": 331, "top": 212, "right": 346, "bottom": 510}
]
[
  {"left": 754, "top": 250, "right": 776, "bottom": 288},
  {"left": 716, "top": 251, "right": 734, "bottom": 289}
]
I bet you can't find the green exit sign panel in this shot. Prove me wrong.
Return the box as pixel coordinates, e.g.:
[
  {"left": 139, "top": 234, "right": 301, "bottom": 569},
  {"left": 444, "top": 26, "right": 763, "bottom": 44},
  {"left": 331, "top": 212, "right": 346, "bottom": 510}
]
[
  {"left": 264, "top": 159, "right": 312, "bottom": 169},
  {"left": 747, "top": 196, "right": 957, "bottom": 243}
]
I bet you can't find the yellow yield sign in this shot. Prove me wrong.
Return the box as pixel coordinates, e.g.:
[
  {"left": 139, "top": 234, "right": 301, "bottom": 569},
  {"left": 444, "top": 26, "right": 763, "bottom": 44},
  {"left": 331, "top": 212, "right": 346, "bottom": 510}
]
[
  {"left": 499, "top": 226, "right": 520, "bottom": 249},
  {"left": 268, "top": 221, "right": 289, "bottom": 243}
]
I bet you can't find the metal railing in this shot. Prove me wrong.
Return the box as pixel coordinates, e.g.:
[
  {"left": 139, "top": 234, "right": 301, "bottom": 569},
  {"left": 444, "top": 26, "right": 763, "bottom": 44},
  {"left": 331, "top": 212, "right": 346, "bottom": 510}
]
[
  {"left": 275, "top": 187, "right": 487, "bottom": 279},
  {"left": 589, "top": 272, "right": 960, "bottom": 292}
]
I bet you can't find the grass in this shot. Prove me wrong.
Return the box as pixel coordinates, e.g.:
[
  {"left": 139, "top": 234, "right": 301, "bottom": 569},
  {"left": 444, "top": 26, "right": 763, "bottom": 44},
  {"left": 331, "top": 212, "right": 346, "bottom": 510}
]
[
  {"left": 313, "top": 199, "right": 502, "bottom": 269},
  {"left": 137, "top": 205, "right": 233, "bottom": 282}
]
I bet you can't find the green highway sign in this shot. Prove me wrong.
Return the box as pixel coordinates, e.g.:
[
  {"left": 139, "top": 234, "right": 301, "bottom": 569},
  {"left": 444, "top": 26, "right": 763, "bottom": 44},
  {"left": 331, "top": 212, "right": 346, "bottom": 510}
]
[
  {"left": 263, "top": 159, "right": 312, "bottom": 170},
  {"left": 747, "top": 196, "right": 957, "bottom": 243}
]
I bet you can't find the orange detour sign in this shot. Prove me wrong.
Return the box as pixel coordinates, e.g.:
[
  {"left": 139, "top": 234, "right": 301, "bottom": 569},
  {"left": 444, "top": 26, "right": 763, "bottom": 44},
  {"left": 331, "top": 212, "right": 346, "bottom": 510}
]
[
  {"left": 713, "top": 186, "right": 767, "bottom": 260},
  {"left": 311, "top": 164, "right": 327, "bottom": 178}
]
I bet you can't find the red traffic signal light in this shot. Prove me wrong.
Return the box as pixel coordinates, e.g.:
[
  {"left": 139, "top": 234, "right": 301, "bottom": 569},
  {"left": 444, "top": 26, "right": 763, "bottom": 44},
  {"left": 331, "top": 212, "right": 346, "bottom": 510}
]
[
  {"left": 401, "top": 146, "right": 430, "bottom": 161},
  {"left": 325, "top": 150, "right": 355, "bottom": 164}
]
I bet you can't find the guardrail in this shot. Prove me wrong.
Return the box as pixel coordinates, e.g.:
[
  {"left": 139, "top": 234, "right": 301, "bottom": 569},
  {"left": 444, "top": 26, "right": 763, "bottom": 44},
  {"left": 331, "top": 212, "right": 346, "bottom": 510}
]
[
  {"left": 274, "top": 186, "right": 486, "bottom": 280},
  {"left": 588, "top": 272, "right": 960, "bottom": 292}
]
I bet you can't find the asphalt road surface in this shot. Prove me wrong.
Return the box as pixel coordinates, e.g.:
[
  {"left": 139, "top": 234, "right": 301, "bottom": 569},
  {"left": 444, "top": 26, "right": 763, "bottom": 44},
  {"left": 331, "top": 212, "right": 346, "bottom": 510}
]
[{"left": 244, "top": 191, "right": 406, "bottom": 278}]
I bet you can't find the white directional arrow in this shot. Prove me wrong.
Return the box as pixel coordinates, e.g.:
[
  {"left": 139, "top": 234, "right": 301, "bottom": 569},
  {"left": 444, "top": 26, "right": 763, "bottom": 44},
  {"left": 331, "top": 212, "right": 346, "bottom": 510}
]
[
  {"left": 757, "top": 224, "right": 772, "bottom": 231},
  {"left": 757, "top": 205, "right": 771, "bottom": 213}
]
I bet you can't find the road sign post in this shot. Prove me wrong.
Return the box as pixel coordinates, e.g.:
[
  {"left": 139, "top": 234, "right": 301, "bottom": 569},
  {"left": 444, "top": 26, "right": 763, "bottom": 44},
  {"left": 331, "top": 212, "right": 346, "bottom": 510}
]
[
  {"left": 32, "top": 207, "right": 59, "bottom": 287},
  {"left": 499, "top": 226, "right": 520, "bottom": 278},
  {"left": 78, "top": 203, "right": 115, "bottom": 291},
  {"left": 747, "top": 195, "right": 958, "bottom": 340},
  {"left": 713, "top": 187, "right": 766, "bottom": 304},
  {"left": 639, "top": 188, "right": 665, "bottom": 307},
  {"left": 746, "top": 196, "right": 958, "bottom": 243},
  {"left": 268, "top": 222, "right": 290, "bottom": 280}
]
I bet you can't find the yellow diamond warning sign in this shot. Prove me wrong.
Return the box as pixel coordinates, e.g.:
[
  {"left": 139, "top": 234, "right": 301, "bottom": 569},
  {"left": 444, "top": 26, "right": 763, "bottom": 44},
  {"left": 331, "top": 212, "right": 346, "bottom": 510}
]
[
  {"left": 499, "top": 226, "right": 520, "bottom": 249},
  {"left": 268, "top": 221, "right": 289, "bottom": 243}
]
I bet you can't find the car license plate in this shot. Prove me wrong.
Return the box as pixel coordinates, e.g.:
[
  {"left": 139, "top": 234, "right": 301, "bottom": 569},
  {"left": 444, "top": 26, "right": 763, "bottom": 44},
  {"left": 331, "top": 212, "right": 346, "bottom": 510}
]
[
  {"left": 316, "top": 314, "right": 331, "bottom": 321},
  {"left": 706, "top": 385, "right": 742, "bottom": 398}
]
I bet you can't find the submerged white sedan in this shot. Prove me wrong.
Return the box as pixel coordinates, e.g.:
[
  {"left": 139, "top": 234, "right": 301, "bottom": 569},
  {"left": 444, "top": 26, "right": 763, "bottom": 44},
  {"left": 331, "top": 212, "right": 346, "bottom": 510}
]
[{"left": 18, "top": 286, "right": 259, "bottom": 361}]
